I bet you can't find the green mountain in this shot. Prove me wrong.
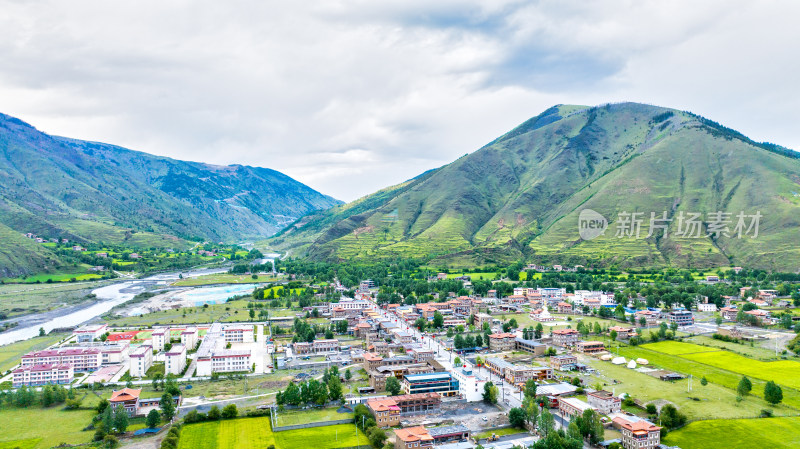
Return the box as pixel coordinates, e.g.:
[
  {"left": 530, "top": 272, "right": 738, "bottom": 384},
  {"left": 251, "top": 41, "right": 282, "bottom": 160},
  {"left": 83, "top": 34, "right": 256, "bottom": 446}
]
[
  {"left": 269, "top": 102, "right": 800, "bottom": 271},
  {"left": 0, "top": 113, "right": 340, "bottom": 277}
]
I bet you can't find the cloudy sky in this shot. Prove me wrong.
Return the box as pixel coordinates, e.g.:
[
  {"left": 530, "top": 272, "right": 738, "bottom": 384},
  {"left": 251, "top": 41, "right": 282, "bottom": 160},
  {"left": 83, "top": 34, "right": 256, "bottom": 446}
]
[{"left": 2, "top": 1, "right": 799, "bottom": 201}]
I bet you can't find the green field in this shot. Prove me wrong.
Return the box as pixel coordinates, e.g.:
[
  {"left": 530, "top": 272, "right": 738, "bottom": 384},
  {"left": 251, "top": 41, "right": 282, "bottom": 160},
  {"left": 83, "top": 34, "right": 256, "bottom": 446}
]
[
  {"left": 586, "top": 357, "right": 791, "bottom": 420},
  {"left": 618, "top": 344, "right": 800, "bottom": 409},
  {"left": 0, "top": 281, "right": 113, "bottom": 318},
  {"left": 663, "top": 417, "right": 800, "bottom": 449},
  {"left": 178, "top": 418, "right": 368, "bottom": 449},
  {"left": 173, "top": 273, "right": 281, "bottom": 287},
  {"left": 0, "top": 397, "right": 99, "bottom": 449},
  {"left": 685, "top": 335, "right": 784, "bottom": 361},
  {"left": 275, "top": 407, "right": 353, "bottom": 427},
  {"left": 681, "top": 351, "right": 800, "bottom": 390},
  {"left": 641, "top": 340, "right": 722, "bottom": 355},
  {"left": 0, "top": 333, "right": 66, "bottom": 371}
]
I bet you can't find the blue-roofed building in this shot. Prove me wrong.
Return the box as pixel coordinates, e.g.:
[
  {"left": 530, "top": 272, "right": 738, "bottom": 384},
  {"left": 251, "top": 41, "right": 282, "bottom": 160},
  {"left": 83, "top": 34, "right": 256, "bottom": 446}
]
[{"left": 402, "top": 372, "right": 459, "bottom": 397}]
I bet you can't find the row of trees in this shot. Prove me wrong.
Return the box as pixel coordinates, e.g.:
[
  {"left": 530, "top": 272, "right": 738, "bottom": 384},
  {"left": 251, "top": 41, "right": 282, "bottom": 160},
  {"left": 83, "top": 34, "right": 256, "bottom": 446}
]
[{"left": 275, "top": 367, "right": 344, "bottom": 406}]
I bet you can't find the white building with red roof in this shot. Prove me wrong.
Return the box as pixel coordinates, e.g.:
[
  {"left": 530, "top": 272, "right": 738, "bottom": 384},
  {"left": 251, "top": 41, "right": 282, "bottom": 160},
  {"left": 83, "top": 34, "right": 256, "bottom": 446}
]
[{"left": 13, "top": 363, "right": 73, "bottom": 387}]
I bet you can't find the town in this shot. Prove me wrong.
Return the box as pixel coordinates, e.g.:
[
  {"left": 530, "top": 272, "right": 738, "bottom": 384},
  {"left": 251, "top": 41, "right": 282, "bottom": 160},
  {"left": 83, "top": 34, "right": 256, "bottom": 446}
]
[{"left": 2, "top": 261, "right": 799, "bottom": 449}]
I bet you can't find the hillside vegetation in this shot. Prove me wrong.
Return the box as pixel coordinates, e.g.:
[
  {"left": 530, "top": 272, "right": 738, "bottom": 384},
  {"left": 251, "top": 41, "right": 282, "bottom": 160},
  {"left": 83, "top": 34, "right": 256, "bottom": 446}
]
[
  {"left": 270, "top": 102, "right": 800, "bottom": 270},
  {"left": 0, "top": 113, "right": 340, "bottom": 276}
]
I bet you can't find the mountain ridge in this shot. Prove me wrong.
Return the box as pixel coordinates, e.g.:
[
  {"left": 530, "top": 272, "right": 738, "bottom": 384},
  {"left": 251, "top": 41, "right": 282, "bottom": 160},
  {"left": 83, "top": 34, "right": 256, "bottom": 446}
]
[
  {"left": 0, "top": 112, "right": 341, "bottom": 277},
  {"left": 268, "top": 102, "right": 800, "bottom": 271}
]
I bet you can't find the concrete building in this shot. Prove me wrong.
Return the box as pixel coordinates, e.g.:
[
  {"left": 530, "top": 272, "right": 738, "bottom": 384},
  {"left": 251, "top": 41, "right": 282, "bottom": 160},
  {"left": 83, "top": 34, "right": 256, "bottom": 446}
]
[
  {"left": 475, "top": 313, "right": 493, "bottom": 330},
  {"left": 587, "top": 390, "right": 621, "bottom": 415},
  {"left": 515, "top": 337, "right": 546, "bottom": 356},
  {"left": 613, "top": 414, "right": 662, "bottom": 449},
  {"left": 550, "top": 355, "right": 578, "bottom": 371},
  {"left": 129, "top": 345, "right": 153, "bottom": 377},
  {"left": 576, "top": 341, "right": 605, "bottom": 354},
  {"left": 394, "top": 425, "right": 469, "bottom": 449},
  {"left": 452, "top": 366, "right": 488, "bottom": 402},
  {"left": 668, "top": 310, "right": 694, "bottom": 326},
  {"left": 402, "top": 372, "right": 459, "bottom": 396},
  {"left": 12, "top": 363, "right": 73, "bottom": 387},
  {"left": 552, "top": 329, "right": 580, "bottom": 347},
  {"left": 195, "top": 323, "right": 252, "bottom": 375},
  {"left": 222, "top": 325, "right": 255, "bottom": 343},
  {"left": 488, "top": 333, "right": 516, "bottom": 351},
  {"left": 367, "top": 393, "right": 441, "bottom": 427},
  {"left": 151, "top": 328, "right": 168, "bottom": 352},
  {"left": 558, "top": 397, "right": 593, "bottom": 418},
  {"left": 181, "top": 327, "right": 199, "bottom": 350},
  {"left": 165, "top": 344, "right": 187, "bottom": 375},
  {"left": 22, "top": 348, "right": 101, "bottom": 372},
  {"left": 73, "top": 324, "right": 108, "bottom": 343}
]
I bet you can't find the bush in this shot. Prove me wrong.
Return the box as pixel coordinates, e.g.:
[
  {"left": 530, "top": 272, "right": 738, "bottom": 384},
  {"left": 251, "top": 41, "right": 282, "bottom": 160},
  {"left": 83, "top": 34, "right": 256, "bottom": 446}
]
[
  {"left": 761, "top": 409, "right": 773, "bottom": 418},
  {"left": 207, "top": 405, "right": 221, "bottom": 420},
  {"left": 221, "top": 404, "right": 238, "bottom": 419}
]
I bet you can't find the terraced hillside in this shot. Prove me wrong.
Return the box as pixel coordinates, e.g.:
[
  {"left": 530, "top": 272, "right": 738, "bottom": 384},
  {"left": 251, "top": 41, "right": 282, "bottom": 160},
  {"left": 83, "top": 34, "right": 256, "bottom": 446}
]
[{"left": 270, "top": 102, "right": 800, "bottom": 270}]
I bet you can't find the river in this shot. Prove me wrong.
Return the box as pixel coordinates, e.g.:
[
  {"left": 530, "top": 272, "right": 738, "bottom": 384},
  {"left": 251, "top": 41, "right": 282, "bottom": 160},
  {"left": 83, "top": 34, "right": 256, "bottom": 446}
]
[{"left": 0, "top": 267, "right": 228, "bottom": 346}]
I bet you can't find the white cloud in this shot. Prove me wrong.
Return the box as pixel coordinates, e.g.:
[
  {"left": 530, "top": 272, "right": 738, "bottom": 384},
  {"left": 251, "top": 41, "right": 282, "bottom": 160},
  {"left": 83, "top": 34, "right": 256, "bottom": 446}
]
[{"left": 0, "top": 0, "right": 798, "bottom": 201}]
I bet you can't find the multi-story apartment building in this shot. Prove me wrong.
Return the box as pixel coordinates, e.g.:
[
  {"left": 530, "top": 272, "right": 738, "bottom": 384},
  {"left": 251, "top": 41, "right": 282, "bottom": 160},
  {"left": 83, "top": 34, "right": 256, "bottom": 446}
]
[
  {"left": 488, "top": 333, "right": 516, "bottom": 351},
  {"left": 552, "top": 329, "right": 580, "bottom": 347},
  {"left": 367, "top": 393, "right": 441, "bottom": 427},
  {"left": 129, "top": 345, "right": 153, "bottom": 377},
  {"left": 22, "top": 348, "right": 101, "bottom": 372},
  {"left": 668, "top": 310, "right": 694, "bottom": 326},
  {"left": 558, "top": 397, "right": 594, "bottom": 418},
  {"left": 222, "top": 325, "right": 254, "bottom": 343},
  {"left": 165, "top": 344, "right": 187, "bottom": 375},
  {"left": 151, "top": 328, "right": 168, "bottom": 352},
  {"left": 12, "top": 363, "right": 73, "bottom": 387},
  {"left": 73, "top": 324, "right": 108, "bottom": 343},
  {"left": 614, "top": 415, "right": 662, "bottom": 449},
  {"left": 587, "top": 390, "right": 621, "bottom": 414},
  {"left": 181, "top": 327, "right": 199, "bottom": 350}
]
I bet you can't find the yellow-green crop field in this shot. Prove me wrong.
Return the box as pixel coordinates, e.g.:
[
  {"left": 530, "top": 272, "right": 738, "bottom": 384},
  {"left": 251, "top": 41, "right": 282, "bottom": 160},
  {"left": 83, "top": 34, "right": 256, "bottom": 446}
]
[
  {"left": 641, "top": 340, "right": 721, "bottom": 355},
  {"left": 664, "top": 416, "right": 800, "bottom": 449},
  {"left": 178, "top": 418, "right": 367, "bottom": 449}
]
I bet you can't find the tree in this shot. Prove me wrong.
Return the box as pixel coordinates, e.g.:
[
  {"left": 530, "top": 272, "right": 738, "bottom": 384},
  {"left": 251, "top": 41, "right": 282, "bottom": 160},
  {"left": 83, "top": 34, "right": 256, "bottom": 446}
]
[
  {"left": 146, "top": 409, "right": 161, "bottom": 428},
  {"left": 386, "top": 376, "right": 402, "bottom": 396},
  {"left": 160, "top": 392, "right": 176, "bottom": 421},
  {"left": 103, "top": 434, "right": 119, "bottom": 449},
  {"left": 152, "top": 373, "right": 164, "bottom": 391},
  {"left": 433, "top": 311, "right": 444, "bottom": 329},
  {"left": 573, "top": 409, "right": 604, "bottom": 444},
  {"left": 639, "top": 316, "right": 647, "bottom": 327},
  {"left": 354, "top": 404, "right": 371, "bottom": 430},
  {"left": 535, "top": 323, "right": 544, "bottom": 339},
  {"left": 367, "top": 426, "right": 387, "bottom": 448},
  {"left": 483, "top": 382, "right": 498, "bottom": 404},
  {"left": 328, "top": 376, "right": 343, "bottom": 401},
  {"left": 509, "top": 407, "right": 527, "bottom": 429},
  {"left": 39, "top": 327, "right": 46, "bottom": 337},
  {"left": 737, "top": 376, "right": 752, "bottom": 397},
  {"left": 700, "top": 376, "right": 708, "bottom": 386},
  {"left": 537, "top": 409, "right": 555, "bottom": 437},
  {"left": 96, "top": 398, "right": 110, "bottom": 414},
  {"left": 474, "top": 334, "right": 483, "bottom": 347},
  {"left": 101, "top": 405, "right": 114, "bottom": 434},
  {"left": 207, "top": 405, "right": 221, "bottom": 420},
  {"left": 113, "top": 407, "right": 129, "bottom": 433},
  {"left": 524, "top": 379, "right": 537, "bottom": 399},
  {"left": 764, "top": 381, "right": 783, "bottom": 405},
  {"left": 659, "top": 404, "right": 686, "bottom": 430},
  {"left": 453, "top": 334, "right": 465, "bottom": 350},
  {"left": 345, "top": 368, "right": 352, "bottom": 381},
  {"left": 454, "top": 357, "right": 461, "bottom": 366},
  {"left": 715, "top": 316, "right": 723, "bottom": 326},
  {"left": 221, "top": 404, "right": 238, "bottom": 419},
  {"left": 610, "top": 330, "right": 618, "bottom": 342}
]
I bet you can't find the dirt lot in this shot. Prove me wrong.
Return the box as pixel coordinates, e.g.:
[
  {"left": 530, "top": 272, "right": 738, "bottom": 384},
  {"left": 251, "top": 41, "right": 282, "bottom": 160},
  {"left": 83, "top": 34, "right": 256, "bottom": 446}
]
[{"left": 401, "top": 400, "right": 508, "bottom": 432}]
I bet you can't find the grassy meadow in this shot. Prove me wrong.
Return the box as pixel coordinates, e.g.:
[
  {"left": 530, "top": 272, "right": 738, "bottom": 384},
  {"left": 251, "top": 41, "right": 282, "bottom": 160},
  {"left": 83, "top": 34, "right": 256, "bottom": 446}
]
[
  {"left": 178, "top": 418, "right": 367, "bottom": 449},
  {"left": 663, "top": 416, "right": 800, "bottom": 449}
]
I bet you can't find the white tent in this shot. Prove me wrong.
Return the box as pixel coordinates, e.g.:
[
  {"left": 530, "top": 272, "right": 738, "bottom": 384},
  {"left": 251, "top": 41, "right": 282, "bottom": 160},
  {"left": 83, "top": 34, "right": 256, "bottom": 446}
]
[
  {"left": 611, "top": 357, "right": 626, "bottom": 365},
  {"left": 636, "top": 358, "right": 649, "bottom": 365},
  {"left": 627, "top": 360, "right": 637, "bottom": 369}
]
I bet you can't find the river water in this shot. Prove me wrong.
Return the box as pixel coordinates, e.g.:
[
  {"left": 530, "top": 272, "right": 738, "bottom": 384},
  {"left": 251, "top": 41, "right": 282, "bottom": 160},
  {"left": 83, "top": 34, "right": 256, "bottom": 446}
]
[{"left": 0, "top": 267, "right": 228, "bottom": 346}]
